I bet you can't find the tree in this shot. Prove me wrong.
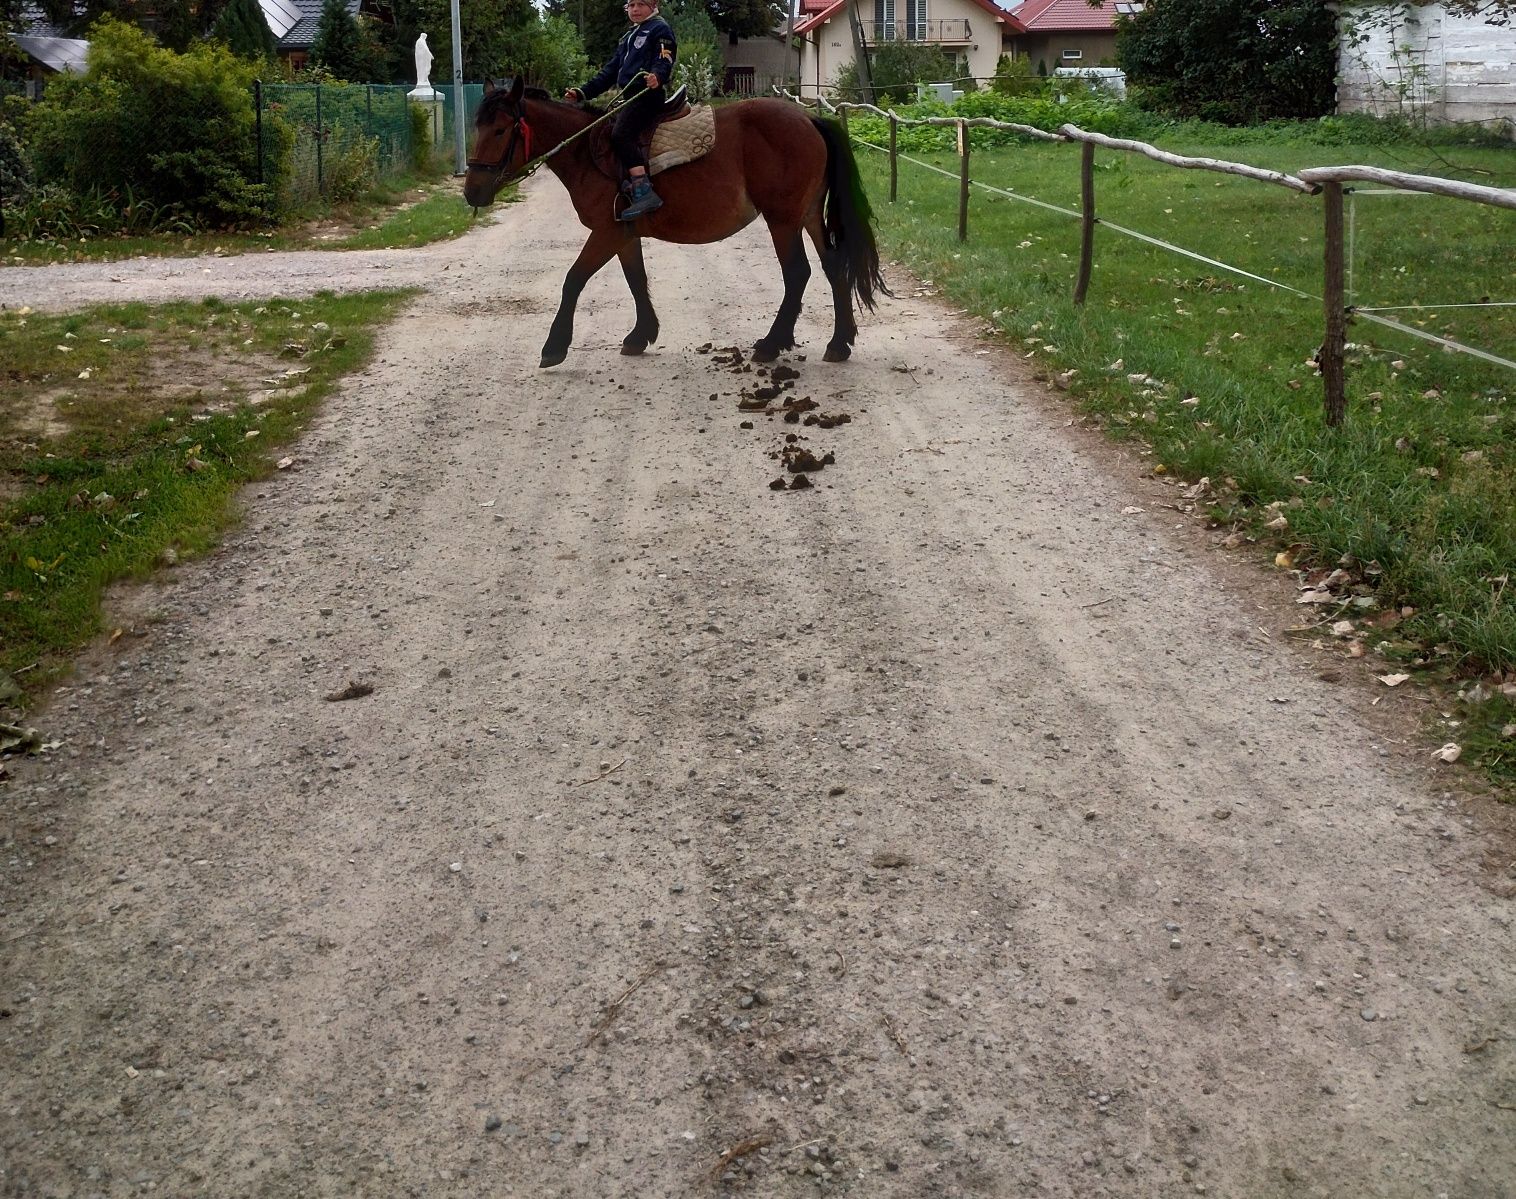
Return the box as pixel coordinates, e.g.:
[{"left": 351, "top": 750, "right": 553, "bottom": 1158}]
[
  {"left": 514, "top": 12, "right": 590, "bottom": 92},
  {"left": 388, "top": 0, "right": 534, "bottom": 81},
  {"left": 4, "top": 0, "right": 230, "bottom": 40},
  {"left": 310, "top": 0, "right": 366, "bottom": 79},
  {"left": 696, "top": 0, "right": 778, "bottom": 41},
  {"left": 577, "top": 0, "right": 629, "bottom": 66},
  {"left": 214, "top": 0, "right": 277, "bottom": 60},
  {"left": 1115, "top": 0, "right": 1335, "bottom": 123}
]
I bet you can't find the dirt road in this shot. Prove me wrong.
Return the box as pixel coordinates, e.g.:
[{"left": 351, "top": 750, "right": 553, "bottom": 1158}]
[{"left": 3, "top": 179, "right": 1514, "bottom": 1199}]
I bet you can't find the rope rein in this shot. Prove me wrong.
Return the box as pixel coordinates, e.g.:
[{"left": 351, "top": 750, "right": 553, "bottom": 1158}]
[{"left": 489, "top": 79, "right": 644, "bottom": 184}]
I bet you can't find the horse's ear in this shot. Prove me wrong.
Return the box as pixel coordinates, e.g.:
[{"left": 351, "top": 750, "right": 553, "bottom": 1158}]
[
  {"left": 483, "top": 78, "right": 496, "bottom": 96},
  {"left": 508, "top": 75, "right": 525, "bottom": 103}
]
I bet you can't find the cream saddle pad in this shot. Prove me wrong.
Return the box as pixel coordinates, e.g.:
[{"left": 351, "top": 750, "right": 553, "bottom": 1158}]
[{"left": 647, "top": 105, "right": 716, "bottom": 176}]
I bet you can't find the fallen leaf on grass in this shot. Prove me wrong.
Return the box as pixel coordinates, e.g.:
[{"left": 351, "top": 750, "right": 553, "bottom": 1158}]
[
  {"left": 1431, "top": 743, "right": 1461, "bottom": 764},
  {"left": 1377, "top": 673, "right": 1410, "bottom": 687},
  {"left": 276, "top": 457, "right": 295, "bottom": 470}
]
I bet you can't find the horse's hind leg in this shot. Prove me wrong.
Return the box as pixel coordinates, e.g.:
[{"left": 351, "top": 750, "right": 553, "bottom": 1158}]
[
  {"left": 805, "top": 216, "right": 857, "bottom": 362},
  {"left": 752, "top": 223, "right": 810, "bottom": 363},
  {"left": 617, "top": 238, "right": 660, "bottom": 356},
  {"left": 541, "top": 225, "right": 629, "bottom": 369}
]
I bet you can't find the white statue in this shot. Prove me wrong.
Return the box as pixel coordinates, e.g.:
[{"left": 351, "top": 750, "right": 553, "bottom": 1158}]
[
  {"left": 409, "top": 33, "right": 437, "bottom": 101},
  {"left": 415, "top": 34, "right": 433, "bottom": 90}
]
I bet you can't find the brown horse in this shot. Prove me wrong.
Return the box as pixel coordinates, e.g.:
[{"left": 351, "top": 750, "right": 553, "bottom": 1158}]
[{"left": 462, "top": 77, "right": 887, "bottom": 369}]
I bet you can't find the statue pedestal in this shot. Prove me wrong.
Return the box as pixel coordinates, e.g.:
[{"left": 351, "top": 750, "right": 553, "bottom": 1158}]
[{"left": 408, "top": 85, "right": 439, "bottom": 101}]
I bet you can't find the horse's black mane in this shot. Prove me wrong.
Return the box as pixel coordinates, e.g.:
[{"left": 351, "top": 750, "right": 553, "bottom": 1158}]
[{"left": 476, "top": 82, "right": 603, "bottom": 124}]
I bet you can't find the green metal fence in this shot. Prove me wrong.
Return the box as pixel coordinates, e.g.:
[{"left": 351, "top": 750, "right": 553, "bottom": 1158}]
[{"left": 251, "top": 82, "right": 483, "bottom": 213}]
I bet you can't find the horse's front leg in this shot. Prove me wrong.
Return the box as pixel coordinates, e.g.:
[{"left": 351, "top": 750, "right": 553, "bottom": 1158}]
[
  {"left": 617, "top": 238, "right": 660, "bottom": 356},
  {"left": 753, "top": 224, "right": 810, "bottom": 363},
  {"left": 541, "top": 226, "right": 630, "bottom": 369}
]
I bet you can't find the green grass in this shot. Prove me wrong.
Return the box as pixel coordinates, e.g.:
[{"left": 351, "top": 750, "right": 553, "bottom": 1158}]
[
  {"left": 0, "top": 291, "right": 414, "bottom": 703},
  {"left": 331, "top": 181, "right": 501, "bottom": 250},
  {"left": 0, "top": 175, "right": 501, "bottom": 265},
  {"left": 852, "top": 132, "right": 1516, "bottom": 787}
]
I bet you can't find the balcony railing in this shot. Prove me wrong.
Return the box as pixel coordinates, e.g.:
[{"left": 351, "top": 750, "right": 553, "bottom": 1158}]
[{"left": 869, "top": 18, "right": 972, "bottom": 43}]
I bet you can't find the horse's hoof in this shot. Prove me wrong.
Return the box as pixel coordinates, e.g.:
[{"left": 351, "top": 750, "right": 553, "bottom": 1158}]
[
  {"left": 621, "top": 338, "right": 647, "bottom": 356},
  {"left": 540, "top": 348, "right": 567, "bottom": 368},
  {"left": 823, "top": 344, "right": 852, "bottom": 363},
  {"left": 752, "top": 341, "right": 780, "bottom": 363}
]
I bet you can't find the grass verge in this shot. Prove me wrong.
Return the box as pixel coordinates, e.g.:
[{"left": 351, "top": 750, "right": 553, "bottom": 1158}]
[
  {"left": 852, "top": 134, "right": 1516, "bottom": 788},
  {"left": 0, "top": 176, "right": 513, "bottom": 265},
  {"left": 0, "top": 289, "right": 415, "bottom": 707}
]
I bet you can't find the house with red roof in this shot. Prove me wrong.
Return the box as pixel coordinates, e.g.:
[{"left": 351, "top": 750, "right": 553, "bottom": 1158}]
[
  {"left": 1002, "top": 0, "right": 1125, "bottom": 75},
  {"left": 791, "top": 0, "right": 1126, "bottom": 97},
  {"left": 792, "top": 0, "right": 1021, "bottom": 98}
]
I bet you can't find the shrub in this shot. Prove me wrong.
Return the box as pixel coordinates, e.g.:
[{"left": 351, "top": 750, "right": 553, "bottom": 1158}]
[
  {"left": 1116, "top": 0, "right": 1334, "bottom": 124},
  {"left": 408, "top": 100, "right": 434, "bottom": 173},
  {"left": 26, "top": 20, "right": 282, "bottom": 228},
  {"left": 3, "top": 181, "right": 196, "bottom": 241},
  {"left": 323, "top": 126, "right": 380, "bottom": 201},
  {"left": 0, "top": 121, "right": 30, "bottom": 214},
  {"left": 834, "top": 42, "right": 958, "bottom": 105},
  {"left": 668, "top": 5, "right": 721, "bottom": 101},
  {"left": 991, "top": 54, "right": 1046, "bottom": 98}
]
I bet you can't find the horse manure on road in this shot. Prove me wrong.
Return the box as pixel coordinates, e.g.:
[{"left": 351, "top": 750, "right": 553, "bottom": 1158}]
[
  {"left": 779, "top": 445, "right": 833, "bottom": 474},
  {"left": 701, "top": 350, "right": 849, "bottom": 491}
]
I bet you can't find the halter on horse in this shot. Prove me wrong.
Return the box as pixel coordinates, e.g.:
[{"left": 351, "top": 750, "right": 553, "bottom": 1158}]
[{"left": 464, "top": 77, "right": 888, "bottom": 368}]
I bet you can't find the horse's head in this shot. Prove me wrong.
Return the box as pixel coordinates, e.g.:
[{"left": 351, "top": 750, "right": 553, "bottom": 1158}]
[{"left": 464, "top": 76, "right": 530, "bottom": 207}]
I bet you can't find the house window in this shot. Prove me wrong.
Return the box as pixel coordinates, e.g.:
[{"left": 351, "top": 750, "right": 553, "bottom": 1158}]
[
  {"left": 874, "top": 0, "right": 897, "bottom": 42},
  {"left": 905, "top": 0, "right": 927, "bottom": 41},
  {"left": 1061, "top": 49, "right": 1082, "bottom": 60}
]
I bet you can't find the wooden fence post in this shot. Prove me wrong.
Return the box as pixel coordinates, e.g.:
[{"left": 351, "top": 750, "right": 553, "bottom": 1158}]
[
  {"left": 1074, "top": 139, "right": 1095, "bottom": 306},
  {"left": 839, "top": 104, "right": 849, "bottom": 136},
  {"left": 889, "top": 113, "right": 898, "bottom": 203},
  {"left": 957, "top": 119, "right": 969, "bottom": 242},
  {"left": 1321, "top": 182, "right": 1347, "bottom": 427}
]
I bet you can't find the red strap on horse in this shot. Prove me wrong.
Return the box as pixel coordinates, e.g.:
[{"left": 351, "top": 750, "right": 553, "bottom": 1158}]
[{"left": 519, "top": 118, "right": 532, "bottom": 166}]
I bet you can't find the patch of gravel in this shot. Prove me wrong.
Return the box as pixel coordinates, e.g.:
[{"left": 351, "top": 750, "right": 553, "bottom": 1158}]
[{"left": 3, "top": 177, "right": 1515, "bottom": 1199}]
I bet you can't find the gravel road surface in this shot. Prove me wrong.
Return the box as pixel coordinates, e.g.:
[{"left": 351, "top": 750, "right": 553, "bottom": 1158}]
[{"left": 3, "top": 178, "right": 1514, "bottom": 1199}]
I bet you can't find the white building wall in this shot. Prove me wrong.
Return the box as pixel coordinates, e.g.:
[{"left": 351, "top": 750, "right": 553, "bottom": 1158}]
[{"left": 1338, "top": 2, "right": 1516, "bottom": 129}]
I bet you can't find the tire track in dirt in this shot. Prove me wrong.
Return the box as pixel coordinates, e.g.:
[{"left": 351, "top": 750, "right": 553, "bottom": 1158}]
[{"left": 3, "top": 176, "right": 1514, "bottom": 1199}]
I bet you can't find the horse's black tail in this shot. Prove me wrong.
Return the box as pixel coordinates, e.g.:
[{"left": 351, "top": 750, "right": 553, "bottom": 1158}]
[{"left": 812, "top": 117, "right": 891, "bottom": 312}]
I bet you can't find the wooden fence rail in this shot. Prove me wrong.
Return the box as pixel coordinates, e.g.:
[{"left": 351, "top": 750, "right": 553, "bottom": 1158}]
[{"left": 782, "top": 90, "right": 1516, "bottom": 428}]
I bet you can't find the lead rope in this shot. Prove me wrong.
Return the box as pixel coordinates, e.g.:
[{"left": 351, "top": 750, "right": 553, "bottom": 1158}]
[{"left": 508, "top": 78, "right": 645, "bottom": 185}]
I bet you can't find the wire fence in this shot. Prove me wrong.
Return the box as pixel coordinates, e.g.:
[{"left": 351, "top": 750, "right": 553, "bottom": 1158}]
[
  {"left": 782, "top": 90, "right": 1516, "bottom": 425},
  {"left": 252, "top": 82, "right": 483, "bottom": 212}
]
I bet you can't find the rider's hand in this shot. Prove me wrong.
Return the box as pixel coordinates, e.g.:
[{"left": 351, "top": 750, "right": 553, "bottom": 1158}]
[
  {"left": 563, "top": 87, "right": 582, "bottom": 101},
  {"left": 644, "top": 73, "right": 660, "bottom": 90}
]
